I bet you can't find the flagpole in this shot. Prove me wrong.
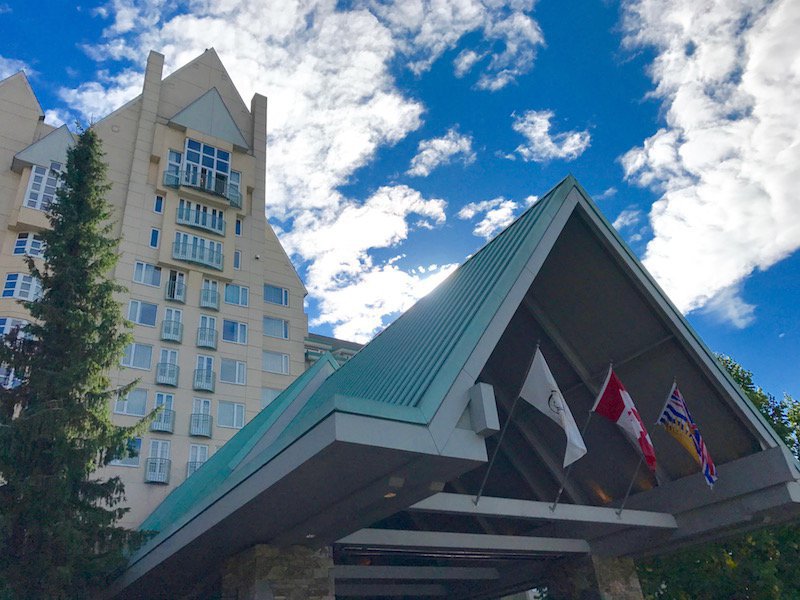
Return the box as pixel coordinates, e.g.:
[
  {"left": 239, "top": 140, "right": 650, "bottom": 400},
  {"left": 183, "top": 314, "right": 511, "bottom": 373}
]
[
  {"left": 654, "top": 378, "right": 677, "bottom": 426},
  {"left": 550, "top": 361, "right": 612, "bottom": 511},
  {"left": 474, "top": 341, "right": 540, "bottom": 506},
  {"left": 616, "top": 455, "right": 644, "bottom": 516}
]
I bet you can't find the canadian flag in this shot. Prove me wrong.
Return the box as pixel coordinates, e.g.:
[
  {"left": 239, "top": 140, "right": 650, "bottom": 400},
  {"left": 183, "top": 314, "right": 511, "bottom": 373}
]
[{"left": 592, "top": 369, "right": 657, "bottom": 473}]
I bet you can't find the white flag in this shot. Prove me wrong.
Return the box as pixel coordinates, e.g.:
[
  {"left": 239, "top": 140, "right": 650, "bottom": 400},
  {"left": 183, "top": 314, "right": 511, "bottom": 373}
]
[{"left": 519, "top": 348, "right": 587, "bottom": 467}]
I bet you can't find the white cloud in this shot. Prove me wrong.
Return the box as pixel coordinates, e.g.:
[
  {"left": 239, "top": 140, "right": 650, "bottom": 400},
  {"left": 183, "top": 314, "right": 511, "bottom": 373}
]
[
  {"left": 511, "top": 109, "right": 591, "bottom": 162},
  {"left": 621, "top": 0, "right": 800, "bottom": 324},
  {"left": 458, "top": 196, "right": 521, "bottom": 239},
  {"left": 59, "top": 0, "right": 545, "bottom": 340},
  {"left": 700, "top": 285, "right": 756, "bottom": 329},
  {"left": 407, "top": 128, "right": 475, "bottom": 176},
  {"left": 595, "top": 186, "right": 617, "bottom": 200},
  {"left": 612, "top": 208, "right": 642, "bottom": 231},
  {"left": 453, "top": 49, "right": 484, "bottom": 77},
  {"left": 0, "top": 56, "right": 31, "bottom": 80}
]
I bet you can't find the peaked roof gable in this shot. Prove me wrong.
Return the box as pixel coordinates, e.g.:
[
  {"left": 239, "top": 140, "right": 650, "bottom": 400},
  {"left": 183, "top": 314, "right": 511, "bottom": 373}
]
[
  {"left": 12, "top": 124, "right": 75, "bottom": 171},
  {"left": 0, "top": 71, "right": 44, "bottom": 117},
  {"left": 169, "top": 87, "right": 249, "bottom": 150}
]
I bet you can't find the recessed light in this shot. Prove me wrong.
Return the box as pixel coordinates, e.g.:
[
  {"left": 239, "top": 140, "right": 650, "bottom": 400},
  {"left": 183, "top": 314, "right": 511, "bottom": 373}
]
[
  {"left": 305, "top": 533, "right": 316, "bottom": 539},
  {"left": 383, "top": 491, "right": 397, "bottom": 499}
]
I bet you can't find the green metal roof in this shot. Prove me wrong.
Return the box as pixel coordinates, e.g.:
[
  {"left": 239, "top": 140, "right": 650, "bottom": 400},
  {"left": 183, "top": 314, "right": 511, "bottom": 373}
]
[
  {"left": 139, "top": 352, "right": 340, "bottom": 533},
  {"left": 137, "top": 175, "right": 575, "bottom": 537}
]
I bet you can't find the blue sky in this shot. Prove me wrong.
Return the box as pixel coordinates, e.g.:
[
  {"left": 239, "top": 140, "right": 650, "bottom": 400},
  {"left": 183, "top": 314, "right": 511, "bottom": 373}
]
[{"left": 1, "top": 0, "right": 798, "bottom": 400}]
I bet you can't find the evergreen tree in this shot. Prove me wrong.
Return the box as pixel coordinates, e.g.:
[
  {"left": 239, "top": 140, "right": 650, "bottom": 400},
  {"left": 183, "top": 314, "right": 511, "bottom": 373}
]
[
  {"left": 638, "top": 356, "right": 800, "bottom": 599},
  {"left": 0, "top": 128, "right": 146, "bottom": 599}
]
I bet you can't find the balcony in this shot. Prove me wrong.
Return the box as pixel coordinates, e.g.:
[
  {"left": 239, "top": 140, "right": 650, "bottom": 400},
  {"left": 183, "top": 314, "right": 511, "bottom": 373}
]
[
  {"left": 193, "top": 368, "right": 215, "bottom": 392},
  {"left": 172, "top": 241, "right": 223, "bottom": 271},
  {"left": 196, "top": 327, "right": 218, "bottom": 350},
  {"left": 160, "top": 319, "right": 183, "bottom": 343},
  {"left": 150, "top": 409, "right": 175, "bottom": 433},
  {"left": 163, "top": 168, "right": 242, "bottom": 208},
  {"left": 200, "top": 288, "right": 220, "bottom": 310},
  {"left": 155, "top": 362, "right": 179, "bottom": 387},
  {"left": 186, "top": 460, "right": 206, "bottom": 477},
  {"left": 177, "top": 206, "right": 226, "bottom": 236},
  {"left": 189, "top": 413, "right": 212, "bottom": 437},
  {"left": 165, "top": 280, "right": 186, "bottom": 303},
  {"left": 144, "top": 458, "right": 171, "bottom": 484}
]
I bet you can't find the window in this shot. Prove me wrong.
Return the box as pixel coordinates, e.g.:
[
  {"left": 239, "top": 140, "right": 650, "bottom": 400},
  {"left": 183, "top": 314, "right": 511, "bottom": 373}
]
[
  {"left": 155, "top": 392, "right": 174, "bottom": 411},
  {"left": 193, "top": 397, "right": 211, "bottom": 415},
  {"left": 115, "top": 388, "right": 147, "bottom": 416},
  {"left": 263, "top": 317, "right": 289, "bottom": 340},
  {"left": 121, "top": 343, "right": 153, "bottom": 370},
  {"left": 218, "top": 400, "right": 245, "bottom": 429},
  {"left": 222, "top": 320, "right": 247, "bottom": 344},
  {"left": 13, "top": 233, "right": 44, "bottom": 257},
  {"left": 0, "top": 317, "right": 28, "bottom": 336},
  {"left": 128, "top": 300, "right": 158, "bottom": 327},
  {"left": 2, "top": 274, "right": 42, "bottom": 300},
  {"left": 264, "top": 284, "right": 289, "bottom": 306},
  {"left": 166, "top": 270, "right": 186, "bottom": 302},
  {"left": 188, "top": 444, "right": 209, "bottom": 475},
  {"left": 24, "top": 162, "right": 62, "bottom": 211},
  {"left": 133, "top": 261, "right": 161, "bottom": 287},
  {"left": 233, "top": 250, "right": 241, "bottom": 270},
  {"left": 235, "top": 219, "right": 242, "bottom": 236},
  {"left": 0, "top": 366, "right": 21, "bottom": 390},
  {"left": 111, "top": 437, "right": 142, "bottom": 467},
  {"left": 261, "top": 387, "right": 281, "bottom": 408},
  {"left": 262, "top": 351, "right": 289, "bottom": 375},
  {"left": 220, "top": 358, "right": 246, "bottom": 385},
  {"left": 183, "top": 138, "right": 240, "bottom": 199},
  {"left": 224, "top": 284, "right": 249, "bottom": 307},
  {"left": 159, "top": 348, "right": 178, "bottom": 365},
  {"left": 150, "top": 228, "right": 160, "bottom": 249},
  {"left": 153, "top": 195, "right": 164, "bottom": 213}
]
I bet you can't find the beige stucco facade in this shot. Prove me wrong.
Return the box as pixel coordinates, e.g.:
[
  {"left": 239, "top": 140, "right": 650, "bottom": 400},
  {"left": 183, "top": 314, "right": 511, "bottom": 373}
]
[{"left": 0, "top": 49, "right": 308, "bottom": 527}]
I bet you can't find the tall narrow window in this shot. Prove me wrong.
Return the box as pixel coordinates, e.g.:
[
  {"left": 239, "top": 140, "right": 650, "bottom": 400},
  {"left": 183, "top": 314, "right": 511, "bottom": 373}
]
[
  {"left": 235, "top": 218, "right": 242, "bottom": 236},
  {"left": 149, "top": 228, "right": 160, "bottom": 249},
  {"left": 233, "top": 250, "right": 241, "bottom": 270},
  {"left": 153, "top": 195, "right": 164, "bottom": 213}
]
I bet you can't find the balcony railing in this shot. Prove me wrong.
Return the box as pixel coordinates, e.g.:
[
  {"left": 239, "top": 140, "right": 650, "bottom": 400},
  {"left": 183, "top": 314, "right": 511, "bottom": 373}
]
[
  {"left": 187, "top": 460, "right": 206, "bottom": 477},
  {"left": 199, "top": 288, "right": 220, "bottom": 310},
  {"left": 165, "top": 280, "right": 186, "bottom": 303},
  {"left": 196, "top": 327, "right": 218, "bottom": 350},
  {"left": 155, "top": 362, "right": 179, "bottom": 387},
  {"left": 144, "top": 458, "right": 171, "bottom": 484},
  {"left": 193, "top": 368, "right": 215, "bottom": 392},
  {"left": 177, "top": 206, "right": 225, "bottom": 236},
  {"left": 162, "top": 168, "right": 242, "bottom": 208},
  {"left": 160, "top": 319, "right": 183, "bottom": 343},
  {"left": 189, "top": 413, "right": 212, "bottom": 437},
  {"left": 150, "top": 409, "right": 175, "bottom": 433},
  {"left": 172, "top": 241, "right": 223, "bottom": 271}
]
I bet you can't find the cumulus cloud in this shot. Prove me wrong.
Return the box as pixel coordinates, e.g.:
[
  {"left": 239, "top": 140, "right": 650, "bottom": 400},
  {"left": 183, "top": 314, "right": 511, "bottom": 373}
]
[
  {"left": 458, "top": 196, "right": 525, "bottom": 239},
  {"left": 511, "top": 109, "right": 591, "bottom": 162},
  {"left": 56, "top": 0, "right": 546, "bottom": 340},
  {"left": 620, "top": 0, "right": 800, "bottom": 327},
  {"left": 0, "top": 56, "right": 31, "bottom": 80},
  {"left": 407, "top": 128, "right": 475, "bottom": 176}
]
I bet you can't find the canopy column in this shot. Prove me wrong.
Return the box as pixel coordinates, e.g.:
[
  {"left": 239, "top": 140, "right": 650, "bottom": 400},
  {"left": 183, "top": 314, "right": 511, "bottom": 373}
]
[
  {"left": 543, "top": 555, "right": 643, "bottom": 600},
  {"left": 221, "top": 544, "right": 334, "bottom": 600}
]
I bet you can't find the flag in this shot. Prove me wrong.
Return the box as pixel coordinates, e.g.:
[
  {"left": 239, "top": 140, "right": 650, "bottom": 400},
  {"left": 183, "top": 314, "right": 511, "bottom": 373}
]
[
  {"left": 592, "top": 369, "right": 657, "bottom": 473},
  {"left": 519, "top": 348, "right": 587, "bottom": 467},
  {"left": 657, "top": 384, "right": 717, "bottom": 487}
]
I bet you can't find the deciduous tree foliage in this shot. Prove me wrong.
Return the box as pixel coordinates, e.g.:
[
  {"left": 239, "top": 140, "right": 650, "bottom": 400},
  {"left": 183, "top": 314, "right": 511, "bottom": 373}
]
[
  {"left": 0, "top": 129, "right": 146, "bottom": 599},
  {"left": 638, "top": 355, "right": 800, "bottom": 600}
]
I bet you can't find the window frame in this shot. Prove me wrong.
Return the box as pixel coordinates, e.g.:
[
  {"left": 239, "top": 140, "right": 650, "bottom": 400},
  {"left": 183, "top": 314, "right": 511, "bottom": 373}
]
[
  {"left": 264, "top": 284, "right": 289, "bottom": 307},
  {"left": 153, "top": 194, "right": 164, "bottom": 214},
  {"left": 13, "top": 232, "right": 45, "bottom": 258},
  {"left": 263, "top": 316, "right": 289, "bottom": 340},
  {"left": 262, "top": 350, "right": 290, "bottom": 375},
  {"left": 220, "top": 358, "right": 247, "bottom": 385},
  {"left": 224, "top": 284, "right": 249, "bottom": 307},
  {"left": 2, "top": 273, "right": 42, "bottom": 301},
  {"left": 115, "top": 388, "right": 148, "bottom": 417},
  {"left": 133, "top": 261, "right": 162, "bottom": 287},
  {"left": 218, "top": 400, "right": 245, "bottom": 429},
  {"left": 110, "top": 437, "right": 142, "bottom": 467},
  {"left": 222, "top": 319, "right": 248, "bottom": 344},
  {"left": 121, "top": 342, "right": 153, "bottom": 370},
  {"left": 128, "top": 299, "right": 158, "bottom": 327}
]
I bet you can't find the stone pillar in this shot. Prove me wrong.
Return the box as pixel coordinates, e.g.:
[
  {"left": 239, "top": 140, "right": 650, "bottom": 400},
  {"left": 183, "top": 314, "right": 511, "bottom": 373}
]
[
  {"left": 221, "top": 544, "right": 334, "bottom": 600},
  {"left": 542, "top": 556, "right": 644, "bottom": 600}
]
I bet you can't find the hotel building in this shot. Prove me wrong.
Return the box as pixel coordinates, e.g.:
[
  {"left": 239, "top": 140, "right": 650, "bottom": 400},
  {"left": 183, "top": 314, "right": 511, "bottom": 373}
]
[{"left": 0, "top": 49, "right": 308, "bottom": 527}]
